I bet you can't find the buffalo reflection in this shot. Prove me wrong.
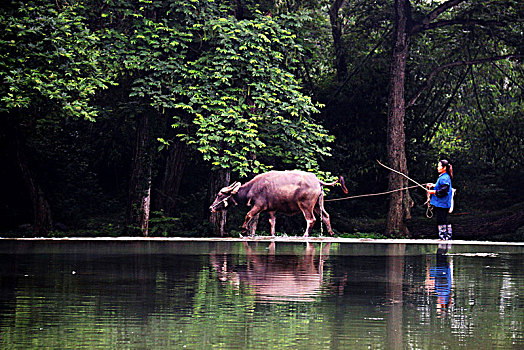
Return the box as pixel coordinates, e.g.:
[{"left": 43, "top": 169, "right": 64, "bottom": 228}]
[{"left": 210, "top": 241, "right": 331, "bottom": 302}]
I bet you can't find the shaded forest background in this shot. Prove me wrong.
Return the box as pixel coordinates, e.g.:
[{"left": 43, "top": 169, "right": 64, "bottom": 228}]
[{"left": 0, "top": 0, "right": 522, "bottom": 239}]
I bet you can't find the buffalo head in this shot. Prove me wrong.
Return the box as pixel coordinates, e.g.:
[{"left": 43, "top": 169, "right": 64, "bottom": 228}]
[{"left": 209, "top": 182, "right": 241, "bottom": 213}]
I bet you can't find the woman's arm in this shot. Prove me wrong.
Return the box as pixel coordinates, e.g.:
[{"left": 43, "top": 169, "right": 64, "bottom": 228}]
[{"left": 434, "top": 184, "right": 450, "bottom": 198}]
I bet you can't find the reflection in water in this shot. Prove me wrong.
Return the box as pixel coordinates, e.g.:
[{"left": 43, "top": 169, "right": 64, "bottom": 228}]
[
  {"left": 0, "top": 240, "right": 522, "bottom": 349},
  {"left": 386, "top": 244, "right": 405, "bottom": 350},
  {"left": 211, "top": 241, "right": 331, "bottom": 302},
  {"left": 425, "top": 243, "right": 454, "bottom": 316}
]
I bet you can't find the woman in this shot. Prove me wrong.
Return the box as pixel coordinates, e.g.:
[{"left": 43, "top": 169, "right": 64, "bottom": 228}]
[{"left": 426, "top": 160, "right": 453, "bottom": 240}]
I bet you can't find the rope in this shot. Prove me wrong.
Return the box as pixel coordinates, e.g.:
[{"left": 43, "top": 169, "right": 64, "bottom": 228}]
[
  {"left": 325, "top": 161, "right": 436, "bottom": 219},
  {"left": 325, "top": 185, "right": 419, "bottom": 202},
  {"left": 425, "top": 186, "right": 433, "bottom": 218},
  {"left": 376, "top": 160, "right": 428, "bottom": 191},
  {"left": 209, "top": 194, "right": 233, "bottom": 211},
  {"left": 319, "top": 187, "right": 324, "bottom": 236},
  {"left": 426, "top": 205, "right": 434, "bottom": 218},
  {"left": 376, "top": 160, "right": 435, "bottom": 218}
]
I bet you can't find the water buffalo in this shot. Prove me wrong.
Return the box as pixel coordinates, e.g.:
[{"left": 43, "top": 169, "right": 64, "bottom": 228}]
[{"left": 209, "top": 170, "right": 348, "bottom": 237}]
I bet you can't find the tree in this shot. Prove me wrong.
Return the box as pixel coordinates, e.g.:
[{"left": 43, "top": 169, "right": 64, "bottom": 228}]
[
  {"left": 386, "top": 0, "right": 412, "bottom": 236},
  {"left": 328, "top": 0, "right": 348, "bottom": 82},
  {"left": 90, "top": 1, "right": 334, "bottom": 236},
  {"left": 0, "top": 1, "right": 112, "bottom": 235},
  {"left": 385, "top": 0, "right": 523, "bottom": 235},
  {"left": 93, "top": 0, "right": 196, "bottom": 235},
  {"left": 177, "top": 12, "right": 332, "bottom": 176},
  {"left": 173, "top": 8, "right": 334, "bottom": 235}
]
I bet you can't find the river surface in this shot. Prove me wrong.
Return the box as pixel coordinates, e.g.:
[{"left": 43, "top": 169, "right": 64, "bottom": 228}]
[{"left": 0, "top": 240, "right": 523, "bottom": 349}]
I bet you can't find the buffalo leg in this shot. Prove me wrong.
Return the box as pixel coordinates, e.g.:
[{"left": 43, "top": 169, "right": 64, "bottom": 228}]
[
  {"left": 242, "top": 207, "right": 262, "bottom": 237},
  {"left": 315, "top": 194, "right": 335, "bottom": 236},
  {"left": 315, "top": 206, "right": 334, "bottom": 236},
  {"left": 298, "top": 204, "right": 316, "bottom": 237},
  {"left": 268, "top": 211, "right": 277, "bottom": 236},
  {"left": 247, "top": 213, "right": 259, "bottom": 237}
]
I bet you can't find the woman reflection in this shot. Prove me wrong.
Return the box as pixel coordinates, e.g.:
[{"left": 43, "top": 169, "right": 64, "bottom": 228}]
[{"left": 430, "top": 245, "right": 453, "bottom": 315}]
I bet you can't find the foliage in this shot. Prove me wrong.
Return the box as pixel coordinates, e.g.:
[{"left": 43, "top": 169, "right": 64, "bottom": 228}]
[
  {"left": 337, "top": 231, "right": 388, "bottom": 239},
  {"left": 175, "top": 10, "right": 333, "bottom": 176},
  {"left": 407, "top": 2, "right": 524, "bottom": 206},
  {"left": 91, "top": 0, "right": 333, "bottom": 178},
  {"left": 0, "top": 0, "right": 522, "bottom": 238},
  {"left": 148, "top": 210, "right": 181, "bottom": 236},
  {"left": 0, "top": 0, "right": 113, "bottom": 119}
]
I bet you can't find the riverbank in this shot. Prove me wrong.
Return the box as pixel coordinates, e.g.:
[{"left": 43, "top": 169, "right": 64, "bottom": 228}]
[
  {"left": 2, "top": 236, "right": 524, "bottom": 246},
  {"left": 2, "top": 202, "right": 523, "bottom": 242},
  {"left": 346, "top": 202, "right": 524, "bottom": 242}
]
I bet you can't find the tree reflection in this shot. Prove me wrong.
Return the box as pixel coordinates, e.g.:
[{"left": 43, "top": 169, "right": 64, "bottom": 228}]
[{"left": 386, "top": 243, "right": 405, "bottom": 350}]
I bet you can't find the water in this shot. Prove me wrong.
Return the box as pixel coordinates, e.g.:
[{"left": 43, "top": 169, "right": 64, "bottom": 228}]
[{"left": 0, "top": 240, "right": 523, "bottom": 349}]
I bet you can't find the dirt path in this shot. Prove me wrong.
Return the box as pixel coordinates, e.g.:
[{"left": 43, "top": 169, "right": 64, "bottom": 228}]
[
  {"left": 408, "top": 205, "right": 524, "bottom": 241},
  {"left": 2, "top": 236, "right": 523, "bottom": 245},
  {"left": 340, "top": 202, "right": 524, "bottom": 241}
]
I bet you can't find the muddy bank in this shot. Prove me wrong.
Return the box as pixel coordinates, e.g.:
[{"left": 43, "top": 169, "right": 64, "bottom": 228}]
[
  {"left": 387, "top": 203, "right": 524, "bottom": 241},
  {"left": 2, "top": 236, "right": 523, "bottom": 246},
  {"left": 2, "top": 203, "right": 523, "bottom": 241}
]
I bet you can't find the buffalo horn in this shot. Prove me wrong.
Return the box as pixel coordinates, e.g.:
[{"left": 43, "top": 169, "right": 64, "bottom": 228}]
[
  {"left": 223, "top": 181, "right": 241, "bottom": 194},
  {"left": 230, "top": 181, "right": 241, "bottom": 194}
]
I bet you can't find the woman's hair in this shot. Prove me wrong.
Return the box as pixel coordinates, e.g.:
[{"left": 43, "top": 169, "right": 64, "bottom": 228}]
[{"left": 439, "top": 159, "right": 453, "bottom": 179}]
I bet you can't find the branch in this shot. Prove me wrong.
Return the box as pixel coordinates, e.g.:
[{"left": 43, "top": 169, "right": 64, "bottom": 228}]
[
  {"left": 470, "top": 65, "right": 499, "bottom": 150},
  {"left": 328, "top": 0, "right": 347, "bottom": 15},
  {"left": 410, "top": 0, "right": 467, "bottom": 34},
  {"left": 411, "top": 18, "right": 504, "bottom": 33},
  {"left": 491, "top": 61, "right": 524, "bottom": 92},
  {"left": 423, "top": 66, "right": 470, "bottom": 144},
  {"left": 326, "top": 26, "right": 392, "bottom": 107},
  {"left": 470, "top": 62, "right": 520, "bottom": 164},
  {"left": 407, "top": 54, "right": 524, "bottom": 108},
  {"left": 300, "top": 55, "right": 316, "bottom": 96}
]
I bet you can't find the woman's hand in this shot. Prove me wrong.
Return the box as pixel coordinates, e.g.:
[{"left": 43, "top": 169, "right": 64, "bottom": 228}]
[{"left": 425, "top": 183, "right": 435, "bottom": 194}]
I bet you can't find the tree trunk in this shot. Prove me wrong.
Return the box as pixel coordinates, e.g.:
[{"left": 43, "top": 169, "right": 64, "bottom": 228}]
[
  {"left": 155, "top": 140, "right": 186, "bottom": 216},
  {"left": 386, "top": 0, "right": 413, "bottom": 236},
  {"left": 8, "top": 117, "right": 52, "bottom": 236},
  {"left": 126, "top": 113, "right": 153, "bottom": 236},
  {"left": 329, "top": 0, "right": 348, "bottom": 82},
  {"left": 15, "top": 140, "right": 52, "bottom": 236},
  {"left": 208, "top": 169, "right": 230, "bottom": 236},
  {"left": 17, "top": 154, "right": 52, "bottom": 236}
]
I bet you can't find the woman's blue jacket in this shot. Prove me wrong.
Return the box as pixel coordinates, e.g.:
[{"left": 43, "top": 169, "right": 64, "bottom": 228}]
[{"left": 430, "top": 172, "right": 452, "bottom": 208}]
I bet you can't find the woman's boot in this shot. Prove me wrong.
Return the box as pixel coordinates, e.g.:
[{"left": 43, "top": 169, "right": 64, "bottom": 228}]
[
  {"left": 438, "top": 225, "right": 447, "bottom": 240},
  {"left": 446, "top": 224, "right": 453, "bottom": 240}
]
